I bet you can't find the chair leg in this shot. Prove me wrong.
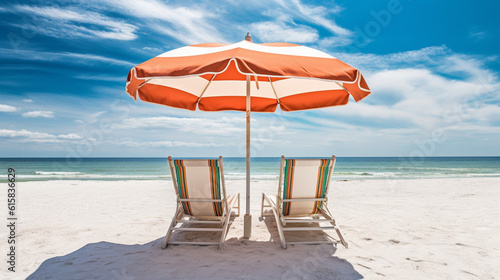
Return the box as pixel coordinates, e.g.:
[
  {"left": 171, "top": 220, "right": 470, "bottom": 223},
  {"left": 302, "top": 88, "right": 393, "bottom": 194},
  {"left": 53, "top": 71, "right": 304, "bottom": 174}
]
[
  {"left": 263, "top": 193, "right": 287, "bottom": 249},
  {"left": 218, "top": 193, "right": 239, "bottom": 250},
  {"left": 260, "top": 193, "right": 275, "bottom": 220},
  {"left": 162, "top": 203, "right": 182, "bottom": 249},
  {"left": 335, "top": 226, "right": 348, "bottom": 248},
  {"left": 228, "top": 193, "right": 241, "bottom": 217},
  {"left": 330, "top": 218, "right": 348, "bottom": 248},
  {"left": 237, "top": 193, "right": 240, "bottom": 217},
  {"left": 219, "top": 214, "right": 231, "bottom": 250},
  {"left": 321, "top": 207, "right": 348, "bottom": 249},
  {"left": 277, "top": 217, "right": 286, "bottom": 249},
  {"left": 260, "top": 193, "right": 265, "bottom": 219}
]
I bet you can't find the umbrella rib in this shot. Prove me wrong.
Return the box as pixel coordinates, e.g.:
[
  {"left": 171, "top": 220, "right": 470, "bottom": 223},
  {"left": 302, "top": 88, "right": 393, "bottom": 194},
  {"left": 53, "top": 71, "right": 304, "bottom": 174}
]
[
  {"left": 334, "top": 81, "right": 352, "bottom": 96},
  {"left": 253, "top": 75, "right": 260, "bottom": 90},
  {"left": 268, "top": 77, "right": 280, "bottom": 104},
  {"left": 197, "top": 74, "right": 217, "bottom": 104},
  {"left": 139, "top": 78, "right": 151, "bottom": 88}
]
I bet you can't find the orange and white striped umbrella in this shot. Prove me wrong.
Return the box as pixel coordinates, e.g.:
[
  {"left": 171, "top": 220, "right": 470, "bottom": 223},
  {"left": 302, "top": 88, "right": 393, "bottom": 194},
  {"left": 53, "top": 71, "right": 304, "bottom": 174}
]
[
  {"left": 126, "top": 39, "right": 370, "bottom": 111},
  {"left": 126, "top": 35, "right": 371, "bottom": 238}
]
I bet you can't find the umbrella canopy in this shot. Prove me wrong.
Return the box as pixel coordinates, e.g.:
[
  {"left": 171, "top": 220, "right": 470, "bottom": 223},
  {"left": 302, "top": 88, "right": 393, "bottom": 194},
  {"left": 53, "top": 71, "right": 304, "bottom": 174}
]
[
  {"left": 126, "top": 35, "right": 371, "bottom": 238},
  {"left": 126, "top": 40, "right": 370, "bottom": 111}
]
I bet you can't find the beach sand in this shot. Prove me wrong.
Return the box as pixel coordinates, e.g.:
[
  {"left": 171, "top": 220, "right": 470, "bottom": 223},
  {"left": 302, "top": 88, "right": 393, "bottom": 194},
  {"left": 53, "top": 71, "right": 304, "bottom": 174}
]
[{"left": 1, "top": 177, "right": 499, "bottom": 279}]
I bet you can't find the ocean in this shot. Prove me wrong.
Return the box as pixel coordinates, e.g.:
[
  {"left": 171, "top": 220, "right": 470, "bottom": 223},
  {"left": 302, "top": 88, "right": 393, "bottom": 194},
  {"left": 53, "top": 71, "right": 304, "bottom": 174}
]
[{"left": 1, "top": 157, "right": 500, "bottom": 182}]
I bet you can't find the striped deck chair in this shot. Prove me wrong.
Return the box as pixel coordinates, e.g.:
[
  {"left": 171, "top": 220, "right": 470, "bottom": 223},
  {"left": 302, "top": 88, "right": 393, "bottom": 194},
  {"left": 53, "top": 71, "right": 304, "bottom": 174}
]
[
  {"left": 260, "top": 156, "right": 348, "bottom": 249},
  {"left": 162, "top": 156, "right": 240, "bottom": 250}
]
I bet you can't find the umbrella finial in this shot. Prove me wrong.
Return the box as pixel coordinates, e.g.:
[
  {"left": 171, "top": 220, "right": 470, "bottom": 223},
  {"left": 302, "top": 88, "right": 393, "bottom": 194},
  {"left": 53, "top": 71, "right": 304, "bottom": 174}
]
[{"left": 245, "top": 32, "right": 252, "bottom": 42}]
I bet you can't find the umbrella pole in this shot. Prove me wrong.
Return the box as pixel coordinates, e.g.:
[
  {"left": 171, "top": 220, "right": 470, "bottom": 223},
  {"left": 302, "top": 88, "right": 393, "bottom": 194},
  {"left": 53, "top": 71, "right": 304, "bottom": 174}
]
[{"left": 243, "top": 75, "right": 252, "bottom": 238}]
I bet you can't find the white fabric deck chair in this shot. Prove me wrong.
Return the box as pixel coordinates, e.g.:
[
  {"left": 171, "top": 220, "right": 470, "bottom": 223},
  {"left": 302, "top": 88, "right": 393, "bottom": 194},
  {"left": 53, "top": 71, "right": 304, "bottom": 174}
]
[
  {"left": 261, "top": 156, "right": 348, "bottom": 249},
  {"left": 162, "top": 156, "right": 240, "bottom": 250}
]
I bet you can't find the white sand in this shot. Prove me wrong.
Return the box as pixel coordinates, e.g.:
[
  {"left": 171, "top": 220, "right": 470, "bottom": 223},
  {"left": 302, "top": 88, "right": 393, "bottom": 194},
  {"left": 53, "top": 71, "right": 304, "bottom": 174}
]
[{"left": 1, "top": 178, "right": 499, "bottom": 279}]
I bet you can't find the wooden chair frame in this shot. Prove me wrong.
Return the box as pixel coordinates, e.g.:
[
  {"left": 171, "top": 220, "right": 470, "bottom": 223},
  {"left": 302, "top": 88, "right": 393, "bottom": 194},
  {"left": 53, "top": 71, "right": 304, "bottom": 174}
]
[
  {"left": 261, "top": 156, "right": 348, "bottom": 249},
  {"left": 162, "top": 156, "right": 240, "bottom": 250}
]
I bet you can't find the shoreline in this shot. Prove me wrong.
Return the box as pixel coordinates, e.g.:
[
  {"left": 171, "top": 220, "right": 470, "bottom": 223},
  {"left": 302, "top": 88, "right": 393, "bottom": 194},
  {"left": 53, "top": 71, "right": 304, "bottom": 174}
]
[
  {"left": 3, "top": 156, "right": 500, "bottom": 184},
  {"left": 4, "top": 174, "right": 500, "bottom": 184},
  {"left": 1, "top": 177, "right": 499, "bottom": 279}
]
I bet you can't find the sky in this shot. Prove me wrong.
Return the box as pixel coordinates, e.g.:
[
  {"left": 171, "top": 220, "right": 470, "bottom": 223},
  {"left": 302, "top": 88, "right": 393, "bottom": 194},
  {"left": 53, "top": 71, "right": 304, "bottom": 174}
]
[{"left": 0, "top": 0, "right": 499, "bottom": 158}]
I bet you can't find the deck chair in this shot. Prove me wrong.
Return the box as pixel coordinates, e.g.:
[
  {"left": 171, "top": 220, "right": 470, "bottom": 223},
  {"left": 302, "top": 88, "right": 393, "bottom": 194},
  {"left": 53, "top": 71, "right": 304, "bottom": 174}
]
[
  {"left": 261, "top": 156, "right": 348, "bottom": 249},
  {"left": 162, "top": 156, "right": 240, "bottom": 250}
]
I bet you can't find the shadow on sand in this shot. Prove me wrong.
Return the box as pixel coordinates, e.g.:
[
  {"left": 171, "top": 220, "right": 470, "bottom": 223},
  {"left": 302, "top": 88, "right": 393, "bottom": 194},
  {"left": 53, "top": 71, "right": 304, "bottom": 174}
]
[{"left": 28, "top": 216, "right": 362, "bottom": 280}]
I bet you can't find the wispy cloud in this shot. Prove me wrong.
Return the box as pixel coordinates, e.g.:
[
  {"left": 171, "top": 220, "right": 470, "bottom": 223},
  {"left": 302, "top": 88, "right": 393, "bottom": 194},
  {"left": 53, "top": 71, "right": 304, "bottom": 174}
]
[
  {"left": 250, "top": 21, "right": 318, "bottom": 43},
  {"left": 316, "top": 47, "right": 500, "bottom": 137},
  {"left": 317, "top": 36, "right": 353, "bottom": 48},
  {"left": 0, "top": 104, "right": 18, "bottom": 112},
  {"left": 469, "top": 31, "right": 488, "bottom": 42},
  {"left": 7, "top": 0, "right": 354, "bottom": 47},
  {"left": 57, "top": 133, "right": 82, "bottom": 139},
  {"left": 0, "top": 129, "right": 56, "bottom": 139},
  {"left": 0, "top": 129, "right": 82, "bottom": 144},
  {"left": 23, "top": 99, "right": 33, "bottom": 103},
  {"left": 240, "top": 0, "right": 354, "bottom": 46},
  {"left": 0, "top": 48, "right": 134, "bottom": 67},
  {"left": 104, "top": 0, "right": 226, "bottom": 44},
  {"left": 142, "top": 46, "right": 164, "bottom": 53},
  {"left": 115, "top": 116, "right": 244, "bottom": 135},
  {"left": 116, "top": 139, "right": 229, "bottom": 148},
  {"left": 335, "top": 46, "right": 450, "bottom": 71},
  {"left": 75, "top": 74, "right": 125, "bottom": 82},
  {"left": 12, "top": 5, "right": 137, "bottom": 40},
  {"left": 22, "top": 111, "right": 55, "bottom": 118},
  {"left": 285, "top": 0, "right": 351, "bottom": 36}
]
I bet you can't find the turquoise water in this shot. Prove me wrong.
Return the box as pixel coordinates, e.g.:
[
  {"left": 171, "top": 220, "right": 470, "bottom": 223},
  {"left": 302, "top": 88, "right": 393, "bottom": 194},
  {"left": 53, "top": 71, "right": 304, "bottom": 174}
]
[{"left": 1, "top": 157, "right": 499, "bottom": 182}]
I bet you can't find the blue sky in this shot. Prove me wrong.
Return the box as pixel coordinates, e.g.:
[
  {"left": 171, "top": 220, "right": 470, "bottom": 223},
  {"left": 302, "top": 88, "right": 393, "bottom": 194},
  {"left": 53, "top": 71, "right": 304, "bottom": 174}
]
[{"left": 0, "top": 0, "right": 499, "bottom": 157}]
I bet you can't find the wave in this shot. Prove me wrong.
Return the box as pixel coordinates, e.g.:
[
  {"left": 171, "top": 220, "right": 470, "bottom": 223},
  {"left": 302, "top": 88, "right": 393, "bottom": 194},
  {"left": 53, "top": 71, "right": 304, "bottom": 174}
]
[
  {"left": 5, "top": 169, "right": 500, "bottom": 182},
  {"left": 24, "top": 172, "right": 172, "bottom": 180},
  {"left": 35, "top": 171, "right": 85, "bottom": 175},
  {"left": 226, "top": 174, "right": 279, "bottom": 180}
]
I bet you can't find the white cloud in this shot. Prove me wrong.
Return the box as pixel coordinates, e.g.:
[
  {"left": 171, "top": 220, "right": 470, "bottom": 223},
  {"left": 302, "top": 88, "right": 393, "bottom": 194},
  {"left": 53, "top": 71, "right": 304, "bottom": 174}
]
[
  {"left": 87, "top": 111, "right": 107, "bottom": 123},
  {"left": 22, "top": 111, "right": 54, "bottom": 118},
  {"left": 469, "top": 31, "right": 488, "bottom": 42},
  {"left": 115, "top": 115, "right": 290, "bottom": 136},
  {"left": 0, "top": 129, "right": 56, "bottom": 139},
  {"left": 239, "top": 1, "right": 354, "bottom": 46},
  {"left": 0, "top": 129, "right": 83, "bottom": 144},
  {"left": 23, "top": 99, "right": 33, "bottom": 103},
  {"left": 142, "top": 46, "right": 164, "bottom": 53},
  {"left": 299, "top": 47, "right": 500, "bottom": 156},
  {"left": 0, "top": 48, "right": 134, "bottom": 67},
  {"left": 57, "top": 133, "right": 82, "bottom": 139},
  {"left": 439, "top": 54, "right": 497, "bottom": 81},
  {"left": 228, "top": 1, "right": 354, "bottom": 48},
  {"left": 13, "top": 5, "right": 137, "bottom": 41},
  {"left": 0, "top": 104, "right": 18, "bottom": 112},
  {"left": 117, "top": 140, "right": 229, "bottom": 148},
  {"left": 8, "top": 0, "right": 355, "bottom": 47},
  {"left": 288, "top": 0, "right": 352, "bottom": 36},
  {"left": 104, "top": 0, "right": 226, "bottom": 44},
  {"left": 312, "top": 47, "right": 500, "bottom": 137},
  {"left": 270, "top": 0, "right": 350, "bottom": 36},
  {"left": 335, "top": 46, "right": 450, "bottom": 71},
  {"left": 250, "top": 21, "right": 318, "bottom": 43},
  {"left": 318, "top": 36, "right": 353, "bottom": 48},
  {"left": 75, "top": 74, "right": 125, "bottom": 82},
  {"left": 116, "top": 116, "right": 244, "bottom": 135}
]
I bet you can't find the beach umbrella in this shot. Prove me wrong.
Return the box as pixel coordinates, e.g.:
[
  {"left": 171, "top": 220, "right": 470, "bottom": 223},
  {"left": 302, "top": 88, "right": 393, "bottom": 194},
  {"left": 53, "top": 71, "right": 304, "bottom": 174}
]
[{"left": 125, "top": 33, "right": 371, "bottom": 238}]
